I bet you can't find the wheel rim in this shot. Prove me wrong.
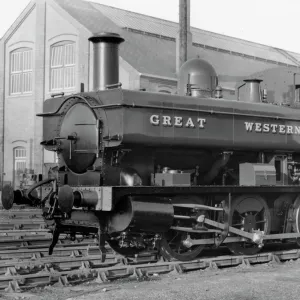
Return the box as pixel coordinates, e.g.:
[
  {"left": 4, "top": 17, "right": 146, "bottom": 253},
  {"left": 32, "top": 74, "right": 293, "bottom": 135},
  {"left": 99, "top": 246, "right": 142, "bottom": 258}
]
[
  {"left": 159, "top": 195, "right": 209, "bottom": 261},
  {"left": 159, "top": 230, "right": 206, "bottom": 261},
  {"left": 227, "top": 195, "right": 271, "bottom": 255},
  {"left": 292, "top": 195, "right": 300, "bottom": 246}
]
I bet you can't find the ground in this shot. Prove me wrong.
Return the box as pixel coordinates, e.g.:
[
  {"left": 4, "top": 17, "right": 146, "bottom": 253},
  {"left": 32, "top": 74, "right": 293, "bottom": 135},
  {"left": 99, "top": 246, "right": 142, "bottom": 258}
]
[{"left": 2, "top": 260, "right": 300, "bottom": 300}]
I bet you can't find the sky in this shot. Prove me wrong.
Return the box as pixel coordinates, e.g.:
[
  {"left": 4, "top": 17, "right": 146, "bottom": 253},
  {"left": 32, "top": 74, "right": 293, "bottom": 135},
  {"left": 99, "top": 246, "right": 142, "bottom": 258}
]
[{"left": 0, "top": 0, "right": 299, "bottom": 53}]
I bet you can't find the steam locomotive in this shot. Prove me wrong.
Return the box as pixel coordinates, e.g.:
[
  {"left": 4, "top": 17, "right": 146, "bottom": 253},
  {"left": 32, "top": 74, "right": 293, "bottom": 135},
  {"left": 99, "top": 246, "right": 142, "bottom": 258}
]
[{"left": 3, "top": 32, "right": 300, "bottom": 262}]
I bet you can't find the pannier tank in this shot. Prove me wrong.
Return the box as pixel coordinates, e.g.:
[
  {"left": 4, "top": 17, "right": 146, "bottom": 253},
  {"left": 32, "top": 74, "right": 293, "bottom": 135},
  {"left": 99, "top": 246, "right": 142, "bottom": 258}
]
[{"left": 4, "top": 32, "right": 300, "bottom": 262}]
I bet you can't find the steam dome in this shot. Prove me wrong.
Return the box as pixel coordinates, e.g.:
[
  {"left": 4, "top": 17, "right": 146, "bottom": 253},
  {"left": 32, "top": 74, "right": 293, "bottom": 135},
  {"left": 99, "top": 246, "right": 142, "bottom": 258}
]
[{"left": 178, "top": 58, "right": 218, "bottom": 97}]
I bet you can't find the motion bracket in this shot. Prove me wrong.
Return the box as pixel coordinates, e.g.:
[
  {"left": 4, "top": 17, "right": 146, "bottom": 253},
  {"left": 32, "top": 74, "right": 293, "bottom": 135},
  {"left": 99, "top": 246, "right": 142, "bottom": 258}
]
[{"left": 215, "top": 193, "right": 231, "bottom": 247}]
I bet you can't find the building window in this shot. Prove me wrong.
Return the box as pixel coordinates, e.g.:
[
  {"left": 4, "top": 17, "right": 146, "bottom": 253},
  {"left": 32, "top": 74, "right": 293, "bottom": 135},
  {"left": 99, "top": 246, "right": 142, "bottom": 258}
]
[
  {"left": 14, "top": 147, "right": 27, "bottom": 172},
  {"left": 10, "top": 48, "right": 33, "bottom": 95},
  {"left": 50, "top": 42, "right": 75, "bottom": 91},
  {"left": 13, "top": 147, "right": 27, "bottom": 189}
]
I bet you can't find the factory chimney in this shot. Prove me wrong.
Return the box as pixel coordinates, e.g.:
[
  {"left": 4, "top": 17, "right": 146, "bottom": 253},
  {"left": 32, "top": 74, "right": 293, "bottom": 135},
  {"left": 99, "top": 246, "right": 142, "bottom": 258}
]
[
  {"left": 176, "top": 0, "right": 192, "bottom": 74},
  {"left": 89, "top": 32, "right": 124, "bottom": 91}
]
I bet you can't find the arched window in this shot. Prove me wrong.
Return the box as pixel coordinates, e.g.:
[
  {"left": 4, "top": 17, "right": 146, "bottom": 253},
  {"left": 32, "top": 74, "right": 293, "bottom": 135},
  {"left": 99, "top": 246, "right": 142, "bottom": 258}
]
[
  {"left": 14, "top": 147, "right": 26, "bottom": 172},
  {"left": 13, "top": 147, "right": 27, "bottom": 189},
  {"left": 10, "top": 48, "right": 33, "bottom": 95},
  {"left": 50, "top": 41, "right": 75, "bottom": 91}
]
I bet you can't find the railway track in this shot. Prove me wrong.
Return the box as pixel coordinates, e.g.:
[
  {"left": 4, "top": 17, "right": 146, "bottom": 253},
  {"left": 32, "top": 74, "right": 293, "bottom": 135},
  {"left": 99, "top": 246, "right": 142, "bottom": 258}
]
[
  {"left": 2, "top": 220, "right": 300, "bottom": 293},
  {"left": 0, "top": 243, "right": 113, "bottom": 260},
  {"left": 0, "top": 237, "right": 97, "bottom": 251},
  {"left": 2, "top": 207, "right": 300, "bottom": 294},
  {"left": 0, "top": 207, "right": 46, "bottom": 230},
  {"left": 1, "top": 247, "right": 300, "bottom": 293}
]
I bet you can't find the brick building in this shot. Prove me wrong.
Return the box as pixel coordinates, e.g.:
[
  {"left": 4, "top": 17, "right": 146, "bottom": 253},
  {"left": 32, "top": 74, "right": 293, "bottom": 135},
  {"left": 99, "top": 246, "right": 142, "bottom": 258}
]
[{"left": 1, "top": 0, "right": 300, "bottom": 188}]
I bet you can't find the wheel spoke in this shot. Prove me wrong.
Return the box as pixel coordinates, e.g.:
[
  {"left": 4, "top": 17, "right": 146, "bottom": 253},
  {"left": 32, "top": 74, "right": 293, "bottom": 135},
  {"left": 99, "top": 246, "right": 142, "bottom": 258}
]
[
  {"left": 254, "top": 208, "right": 264, "bottom": 217},
  {"left": 168, "top": 233, "right": 179, "bottom": 245},
  {"left": 234, "top": 211, "right": 245, "bottom": 219},
  {"left": 232, "top": 223, "right": 244, "bottom": 227},
  {"left": 255, "top": 219, "right": 266, "bottom": 224}
]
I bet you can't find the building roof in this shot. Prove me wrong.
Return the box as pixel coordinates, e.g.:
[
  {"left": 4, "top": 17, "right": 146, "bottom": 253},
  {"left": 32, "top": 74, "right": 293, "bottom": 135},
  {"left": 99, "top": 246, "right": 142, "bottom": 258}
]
[
  {"left": 54, "top": 0, "right": 300, "bottom": 89},
  {"left": 92, "top": 2, "right": 300, "bottom": 66}
]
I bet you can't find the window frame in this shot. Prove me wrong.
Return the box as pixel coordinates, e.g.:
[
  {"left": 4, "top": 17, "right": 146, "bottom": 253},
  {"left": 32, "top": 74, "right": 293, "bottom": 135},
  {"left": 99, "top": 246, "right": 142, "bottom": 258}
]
[
  {"left": 50, "top": 41, "right": 76, "bottom": 92},
  {"left": 9, "top": 47, "right": 33, "bottom": 95},
  {"left": 13, "top": 146, "right": 27, "bottom": 173}
]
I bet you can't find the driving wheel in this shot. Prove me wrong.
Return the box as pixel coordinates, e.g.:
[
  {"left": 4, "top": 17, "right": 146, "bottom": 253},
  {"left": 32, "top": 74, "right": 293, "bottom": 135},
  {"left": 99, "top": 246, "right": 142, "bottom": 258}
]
[
  {"left": 159, "top": 195, "right": 210, "bottom": 261},
  {"left": 227, "top": 194, "right": 271, "bottom": 255},
  {"left": 292, "top": 195, "right": 300, "bottom": 247}
]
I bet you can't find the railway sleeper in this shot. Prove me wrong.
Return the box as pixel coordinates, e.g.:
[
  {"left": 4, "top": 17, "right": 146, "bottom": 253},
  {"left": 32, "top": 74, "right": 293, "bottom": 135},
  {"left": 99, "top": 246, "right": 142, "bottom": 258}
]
[{"left": 1, "top": 249, "right": 300, "bottom": 292}]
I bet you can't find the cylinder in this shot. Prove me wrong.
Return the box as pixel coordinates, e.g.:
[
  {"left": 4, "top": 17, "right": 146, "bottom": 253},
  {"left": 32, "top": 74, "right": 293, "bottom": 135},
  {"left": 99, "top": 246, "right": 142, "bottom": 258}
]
[
  {"left": 88, "top": 32, "right": 124, "bottom": 91},
  {"left": 108, "top": 196, "right": 174, "bottom": 234},
  {"left": 73, "top": 190, "right": 98, "bottom": 208},
  {"left": 243, "top": 79, "right": 262, "bottom": 103},
  {"left": 58, "top": 185, "right": 101, "bottom": 213}
]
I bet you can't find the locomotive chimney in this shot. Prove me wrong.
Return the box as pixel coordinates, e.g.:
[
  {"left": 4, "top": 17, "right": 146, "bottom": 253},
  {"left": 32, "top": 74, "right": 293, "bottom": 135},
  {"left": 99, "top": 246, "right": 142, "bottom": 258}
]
[
  {"left": 176, "top": 0, "right": 192, "bottom": 74},
  {"left": 89, "top": 32, "right": 124, "bottom": 91}
]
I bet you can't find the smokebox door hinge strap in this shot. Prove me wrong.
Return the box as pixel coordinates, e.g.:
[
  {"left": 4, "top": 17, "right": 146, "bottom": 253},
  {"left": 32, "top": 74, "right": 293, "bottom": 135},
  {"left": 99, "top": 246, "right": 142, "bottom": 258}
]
[{"left": 215, "top": 192, "right": 231, "bottom": 247}]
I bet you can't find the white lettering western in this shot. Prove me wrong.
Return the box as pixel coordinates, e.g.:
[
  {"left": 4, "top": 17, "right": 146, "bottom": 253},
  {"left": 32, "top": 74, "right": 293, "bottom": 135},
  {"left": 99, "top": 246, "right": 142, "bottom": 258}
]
[
  {"left": 263, "top": 123, "right": 270, "bottom": 132},
  {"left": 245, "top": 122, "right": 254, "bottom": 131},
  {"left": 255, "top": 123, "right": 262, "bottom": 132},
  {"left": 286, "top": 126, "right": 293, "bottom": 134},
  {"left": 279, "top": 125, "right": 285, "bottom": 134},
  {"left": 270, "top": 124, "right": 278, "bottom": 133}
]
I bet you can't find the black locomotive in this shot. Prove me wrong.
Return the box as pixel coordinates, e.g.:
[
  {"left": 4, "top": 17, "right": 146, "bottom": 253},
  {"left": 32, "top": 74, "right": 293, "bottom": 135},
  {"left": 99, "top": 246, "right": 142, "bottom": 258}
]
[{"left": 3, "top": 32, "right": 300, "bottom": 262}]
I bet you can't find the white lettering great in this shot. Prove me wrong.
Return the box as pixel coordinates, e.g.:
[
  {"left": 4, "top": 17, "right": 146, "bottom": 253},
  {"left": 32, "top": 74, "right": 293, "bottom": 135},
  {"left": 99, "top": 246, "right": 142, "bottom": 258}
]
[
  {"left": 185, "top": 118, "right": 195, "bottom": 128},
  {"left": 174, "top": 116, "right": 183, "bottom": 127},
  {"left": 197, "top": 118, "right": 206, "bottom": 128},
  {"left": 150, "top": 115, "right": 159, "bottom": 126},
  {"left": 162, "top": 116, "right": 172, "bottom": 126}
]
